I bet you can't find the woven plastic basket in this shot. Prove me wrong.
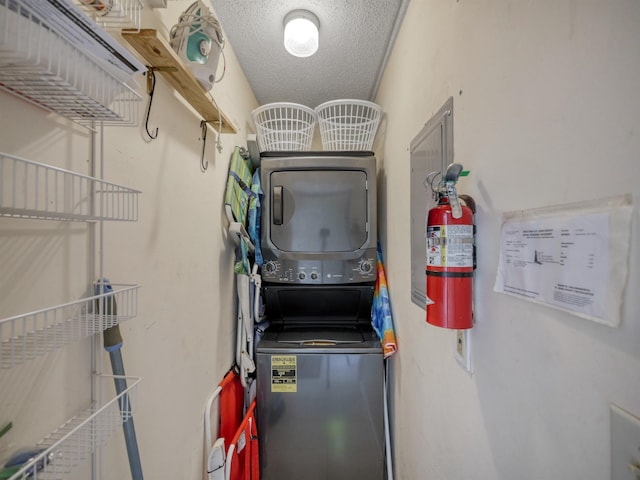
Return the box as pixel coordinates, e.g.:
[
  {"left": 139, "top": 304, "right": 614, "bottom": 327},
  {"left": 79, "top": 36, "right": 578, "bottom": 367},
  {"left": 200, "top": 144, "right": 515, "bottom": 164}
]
[
  {"left": 252, "top": 102, "right": 317, "bottom": 151},
  {"left": 315, "top": 99, "right": 382, "bottom": 151}
]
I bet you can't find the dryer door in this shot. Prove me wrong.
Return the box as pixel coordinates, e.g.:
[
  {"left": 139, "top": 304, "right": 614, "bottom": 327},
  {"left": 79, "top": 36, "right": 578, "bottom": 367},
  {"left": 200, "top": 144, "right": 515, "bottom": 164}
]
[{"left": 269, "top": 169, "right": 368, "bottom": 253}]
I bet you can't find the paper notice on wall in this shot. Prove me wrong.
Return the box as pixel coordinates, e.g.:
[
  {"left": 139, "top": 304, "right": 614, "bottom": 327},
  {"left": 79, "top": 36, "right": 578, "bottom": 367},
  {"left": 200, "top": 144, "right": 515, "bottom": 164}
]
[{"left": 494, "top": 196, "right": 633, "bottom": 327}]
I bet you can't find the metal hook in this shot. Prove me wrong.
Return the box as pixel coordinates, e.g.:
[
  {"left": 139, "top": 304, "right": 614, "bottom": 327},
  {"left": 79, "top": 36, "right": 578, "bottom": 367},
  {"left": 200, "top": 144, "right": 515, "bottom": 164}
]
[
  {"left": 200, "top": 120, "right": 209, "bottom": 172},
  {"left": 144, "top": 69, "right": 159, "bottom": 140}
]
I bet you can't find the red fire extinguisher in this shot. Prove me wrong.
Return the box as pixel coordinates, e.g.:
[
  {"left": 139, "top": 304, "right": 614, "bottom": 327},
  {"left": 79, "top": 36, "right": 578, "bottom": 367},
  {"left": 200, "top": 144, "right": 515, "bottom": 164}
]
[{"left": 425, "top": 163, "right": 476, "bottom": 329}]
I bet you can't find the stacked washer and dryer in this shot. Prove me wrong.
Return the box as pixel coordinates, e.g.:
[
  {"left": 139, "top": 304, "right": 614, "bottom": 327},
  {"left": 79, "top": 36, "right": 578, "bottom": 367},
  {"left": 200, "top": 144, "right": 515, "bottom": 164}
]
[{"left": 253, "top": 99, "right": 385, "bottom": 480}]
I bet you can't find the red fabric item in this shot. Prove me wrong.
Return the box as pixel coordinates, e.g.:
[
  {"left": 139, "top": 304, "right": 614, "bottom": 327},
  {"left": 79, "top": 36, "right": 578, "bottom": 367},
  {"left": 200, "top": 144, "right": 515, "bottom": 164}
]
[
  {"left": 228, "top": 400, "right": 259, "bottom": 480},
  {"left": 218, "top": 369, "right": 245, "bottom": 446}
]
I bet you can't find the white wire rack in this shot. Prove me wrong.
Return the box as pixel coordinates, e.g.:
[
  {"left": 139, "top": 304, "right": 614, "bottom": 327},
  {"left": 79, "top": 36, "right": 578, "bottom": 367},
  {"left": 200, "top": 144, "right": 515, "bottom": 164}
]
[
  {"left": 0, "top": 0, "right": 142, "bottom": 126},
  {"left": 74, "top": 0, "right": 143, "bottom": 31},
  {"left": 7, "top": 374, "right": 140, "bottom": 480},
  {"left": 0, "top": 284, "right": 140, "bottom": 369},
  {"left": 0, "top": 153, "right": 141, "bottom": 222}
]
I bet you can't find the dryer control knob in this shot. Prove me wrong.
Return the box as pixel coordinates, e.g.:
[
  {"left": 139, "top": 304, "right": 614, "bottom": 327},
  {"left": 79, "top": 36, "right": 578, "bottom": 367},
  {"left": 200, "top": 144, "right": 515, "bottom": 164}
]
[
  {"left": 359, "top": 259, "right": 374, "bottom": 274},
  {"left": 264, "top": 261, "right": 277, "bottom": 274}
]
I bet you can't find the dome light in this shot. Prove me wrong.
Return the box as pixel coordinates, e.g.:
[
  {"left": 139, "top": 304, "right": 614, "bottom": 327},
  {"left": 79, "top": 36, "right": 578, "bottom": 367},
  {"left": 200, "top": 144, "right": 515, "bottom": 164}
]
[{"left": 283, "top": 10, "right": 319, "bottom": 58}]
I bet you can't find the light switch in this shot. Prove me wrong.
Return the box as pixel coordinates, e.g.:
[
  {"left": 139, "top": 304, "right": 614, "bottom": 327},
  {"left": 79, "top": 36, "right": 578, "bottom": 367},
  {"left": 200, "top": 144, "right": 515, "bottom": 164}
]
[{"left": 611, "top": 404, "right": 640, "bottom": 480}]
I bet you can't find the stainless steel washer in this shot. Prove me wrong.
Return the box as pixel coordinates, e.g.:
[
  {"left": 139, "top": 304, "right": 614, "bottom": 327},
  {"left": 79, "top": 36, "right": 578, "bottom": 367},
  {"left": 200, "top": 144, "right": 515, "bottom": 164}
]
[{"left": 256, "top": 326, "right": 384, "bottom": 480}]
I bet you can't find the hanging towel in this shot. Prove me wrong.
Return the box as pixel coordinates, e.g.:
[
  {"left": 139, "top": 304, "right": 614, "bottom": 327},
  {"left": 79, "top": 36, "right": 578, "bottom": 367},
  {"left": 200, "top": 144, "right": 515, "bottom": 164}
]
[{"left": 372, "top": 243, "right": 398, "bottom": 358}]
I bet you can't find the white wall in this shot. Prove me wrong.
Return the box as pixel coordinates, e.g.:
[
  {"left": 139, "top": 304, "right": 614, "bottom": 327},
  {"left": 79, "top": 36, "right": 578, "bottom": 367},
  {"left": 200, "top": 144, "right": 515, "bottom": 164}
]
[
  {"left": 375, "top": 1, "right": 640, "bottom": 479},
  {"left": 0, "top": 3, "right": 258, "bottom": 479},
  {"left": 3, "top": 1, "right": 640, "bottom": 479}
]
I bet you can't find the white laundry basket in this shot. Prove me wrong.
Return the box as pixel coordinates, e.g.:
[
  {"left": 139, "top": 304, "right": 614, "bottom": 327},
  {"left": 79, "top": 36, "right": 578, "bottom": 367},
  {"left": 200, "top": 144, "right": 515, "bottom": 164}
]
[
  {"left": 315, "top": 99, "right": 382, "bottom": 151},
  {"left": 252, "top": 102, "right": 317, "bottom": 151}
]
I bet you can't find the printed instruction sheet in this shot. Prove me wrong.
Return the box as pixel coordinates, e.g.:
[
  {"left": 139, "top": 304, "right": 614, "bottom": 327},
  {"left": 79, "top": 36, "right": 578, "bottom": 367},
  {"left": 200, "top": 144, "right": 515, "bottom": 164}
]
[{"left": 494, "top": 196, "right": 632, "bottom": 326}]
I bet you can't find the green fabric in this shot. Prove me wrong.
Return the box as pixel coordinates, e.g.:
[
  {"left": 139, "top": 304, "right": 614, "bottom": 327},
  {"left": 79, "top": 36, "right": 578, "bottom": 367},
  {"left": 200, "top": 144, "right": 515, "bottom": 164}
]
[
  {"left": 224, "top": 147, "right": 253, "bottom": 226},
  {"left": 224, "top": 147, "right": 254, "bottom": 275}
]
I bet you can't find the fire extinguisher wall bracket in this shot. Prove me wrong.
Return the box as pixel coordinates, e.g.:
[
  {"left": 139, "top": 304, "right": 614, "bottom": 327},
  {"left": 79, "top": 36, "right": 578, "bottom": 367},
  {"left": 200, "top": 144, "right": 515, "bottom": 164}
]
[
  {"left": 426, "top": 193, "right": 476, "bottom": 330},
  {"left": 459, "top": 194, "right": 476, "bottom": 214}
]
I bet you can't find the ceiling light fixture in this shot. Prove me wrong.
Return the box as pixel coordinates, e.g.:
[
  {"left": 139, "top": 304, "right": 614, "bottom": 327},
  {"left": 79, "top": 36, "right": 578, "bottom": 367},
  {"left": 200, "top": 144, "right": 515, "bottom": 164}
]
[{"left": 283, "top": 10, "right": 319, "bottom": 58}]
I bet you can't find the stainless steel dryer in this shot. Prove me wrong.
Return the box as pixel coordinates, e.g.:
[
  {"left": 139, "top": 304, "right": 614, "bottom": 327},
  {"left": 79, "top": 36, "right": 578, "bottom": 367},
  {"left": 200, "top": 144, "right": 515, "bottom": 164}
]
[{"left": 259, "top": 151, "right": 378, "bottom": 285}]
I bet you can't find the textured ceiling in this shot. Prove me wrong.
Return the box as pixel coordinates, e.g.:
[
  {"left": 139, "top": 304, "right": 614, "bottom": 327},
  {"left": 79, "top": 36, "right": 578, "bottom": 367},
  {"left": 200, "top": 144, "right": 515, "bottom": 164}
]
[{"left": 209, "top": 0, "right": 409, "bottom": 109}]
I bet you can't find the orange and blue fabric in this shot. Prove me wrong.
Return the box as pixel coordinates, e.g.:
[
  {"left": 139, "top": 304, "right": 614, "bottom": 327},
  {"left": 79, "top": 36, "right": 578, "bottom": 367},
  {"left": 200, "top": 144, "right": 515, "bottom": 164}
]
[{"left": 372, "top": 243, "right": 398, "bottom": 358}]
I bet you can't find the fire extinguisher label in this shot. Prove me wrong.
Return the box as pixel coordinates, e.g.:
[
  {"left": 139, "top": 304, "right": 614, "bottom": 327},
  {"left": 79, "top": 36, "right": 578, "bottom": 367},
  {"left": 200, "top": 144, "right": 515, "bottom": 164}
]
[{"left": 427, "top": 225, "right": 474, "bottom": 267}]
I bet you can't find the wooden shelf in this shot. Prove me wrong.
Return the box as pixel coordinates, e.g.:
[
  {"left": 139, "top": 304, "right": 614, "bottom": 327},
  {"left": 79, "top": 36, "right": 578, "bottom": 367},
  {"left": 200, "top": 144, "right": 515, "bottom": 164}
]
[{"left": 121, "top": 28, "right": 237, "bottom": 134}]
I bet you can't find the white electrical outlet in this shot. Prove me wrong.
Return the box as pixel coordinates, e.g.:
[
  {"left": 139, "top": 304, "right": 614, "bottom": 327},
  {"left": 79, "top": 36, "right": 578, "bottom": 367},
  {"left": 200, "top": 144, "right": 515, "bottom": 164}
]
[
  {"left": 611, "top": 404, "right": 640, "bottom": 480},
  {"left": 454, "top": 329, "right": 472, "bottom": 374}
]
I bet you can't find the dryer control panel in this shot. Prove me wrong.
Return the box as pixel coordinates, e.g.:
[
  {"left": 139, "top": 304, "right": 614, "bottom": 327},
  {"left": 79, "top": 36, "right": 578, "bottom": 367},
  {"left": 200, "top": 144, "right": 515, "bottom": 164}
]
[{"left": 261, "top": 255, "right": 376, "bottom": 284}]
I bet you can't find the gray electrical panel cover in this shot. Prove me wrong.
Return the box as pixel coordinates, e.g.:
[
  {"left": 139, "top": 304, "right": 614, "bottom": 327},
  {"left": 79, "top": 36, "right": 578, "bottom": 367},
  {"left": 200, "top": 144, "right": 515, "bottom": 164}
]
[{"left": 409, "top": 97, "right": 453, "bottom": 309}]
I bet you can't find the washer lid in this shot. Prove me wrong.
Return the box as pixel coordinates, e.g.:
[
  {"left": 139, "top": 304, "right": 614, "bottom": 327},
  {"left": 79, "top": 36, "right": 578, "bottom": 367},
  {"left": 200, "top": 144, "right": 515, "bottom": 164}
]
[
  {"left": 276, "top": 327, "right": 365, "bottom": 345},
  {"left": 257, "top": 326, "right": 382, "bottom": 353}
]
